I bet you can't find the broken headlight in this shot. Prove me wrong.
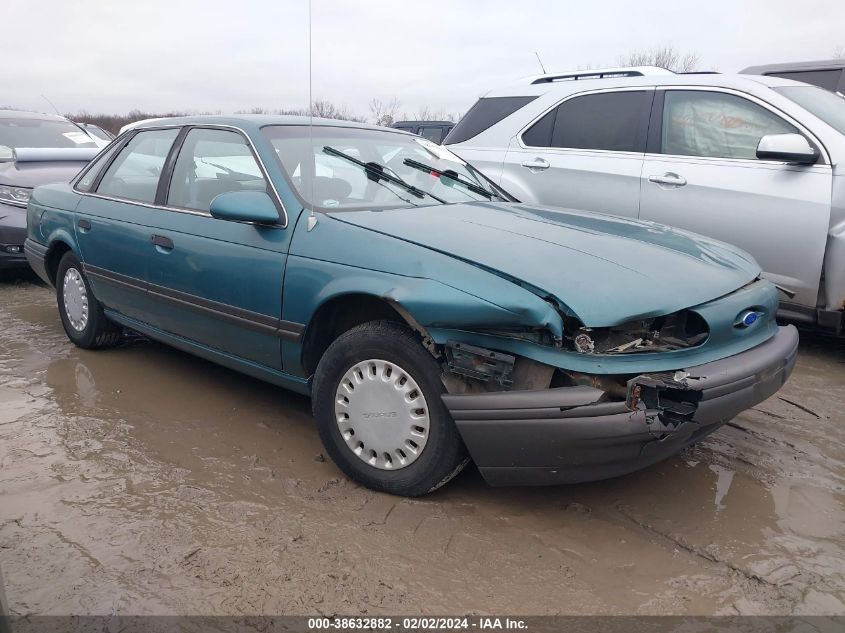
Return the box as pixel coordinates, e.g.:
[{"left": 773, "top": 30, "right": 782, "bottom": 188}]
[{"left": 571, "top": 310, "right": 708, "bottom": 354}]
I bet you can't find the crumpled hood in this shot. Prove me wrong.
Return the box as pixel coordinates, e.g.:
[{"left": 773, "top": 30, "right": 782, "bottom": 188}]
[
  {"left": 330, "top": 202, "right": 761, "bottom": 327},
  {"left": 0, "top": 159, "right": 88, "bottom": 188}
]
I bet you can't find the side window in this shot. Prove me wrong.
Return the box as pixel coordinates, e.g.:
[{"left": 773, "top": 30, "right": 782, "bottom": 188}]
[
  {"left": 76, "top": 141, "right": 122, "bottom": 192},
  {"left": 521, "top": 109, "right": 556, "bottom": 147},
  {"left": 420, "top": 126, "right": 444, "bottom": 143},
  {"left": 546, "top": 91, "right": 649, "bottom": 152},
  {"left": 96, "top": 129, "right": 179, "bottom": 203},
  {"left": 661, "top": 90, "right": 799, "bottom": 160},
  {"left": 167, "top": 128, "right": 266, "bottom": 212},
  {"left": 444, "top": 96, "right": 538, "bottom": 144}
]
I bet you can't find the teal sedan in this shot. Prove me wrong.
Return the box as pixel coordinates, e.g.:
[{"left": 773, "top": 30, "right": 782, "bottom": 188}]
[{"left": 25, "top": 116, "right": 798, "bottom": 496}]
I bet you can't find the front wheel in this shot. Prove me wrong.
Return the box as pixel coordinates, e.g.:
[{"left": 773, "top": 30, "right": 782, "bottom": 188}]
[
  {"left": 312, "top": 321, "right": 468, "bottom": 496},
  {"left": 56, "top": 251, "right": 121, "bottom": 349}
]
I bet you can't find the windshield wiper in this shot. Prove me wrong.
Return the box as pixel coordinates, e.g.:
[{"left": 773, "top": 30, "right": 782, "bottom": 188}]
[
  {"left": 322, "top": 146, "right": 447, "bottom": 204},
  {"left": 402, "top": 158, "right": 494, "bottom": 199}
]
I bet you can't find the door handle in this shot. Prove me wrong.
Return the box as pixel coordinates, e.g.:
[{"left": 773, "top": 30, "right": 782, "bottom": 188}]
[
  {"left": 77, "top": 219, "right": 91, "bottom": 231},
  {"left": 151, "top": 234, "right": 174, "bottom": 251},
  {"left": 521, "top": 158, "right": 550, "bottom": 171},
  {"left": 648, "top": 173, "right": 687, "bottom": 187}
]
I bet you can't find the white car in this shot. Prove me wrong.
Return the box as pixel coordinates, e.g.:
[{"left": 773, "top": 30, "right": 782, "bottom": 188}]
[{"left": 444, "top": 66, "right": 845, "bottom": 334}]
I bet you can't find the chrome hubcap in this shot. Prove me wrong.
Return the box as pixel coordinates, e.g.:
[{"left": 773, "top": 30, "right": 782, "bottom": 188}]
[
  {"left": 335, "top": 359, "right": 430, "bottom": 470},
  {"left": 62, "top": 268, "right": 89, "bottom": 332}
]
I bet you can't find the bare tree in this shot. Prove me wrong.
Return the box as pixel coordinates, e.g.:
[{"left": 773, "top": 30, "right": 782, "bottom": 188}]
[
  {"left": 835, "top": 45, "right": 844, "bottom": 59},
  {"left": 369, "top": 97, "right": 401, "bottom": 126},
  {"left": 309, "top": 99, "right": 366, "bottom": 122},
  {"left": 618, "top": 45, "right": 700, "bottom": 72}
]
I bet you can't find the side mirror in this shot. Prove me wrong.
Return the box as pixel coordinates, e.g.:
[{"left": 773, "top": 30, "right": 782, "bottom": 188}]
[
  {"left": 756, "top": 134, "right": 819, "bottom": 165},
  {"left": 209, "top": 190, "right": 280, "bottom": 225}
]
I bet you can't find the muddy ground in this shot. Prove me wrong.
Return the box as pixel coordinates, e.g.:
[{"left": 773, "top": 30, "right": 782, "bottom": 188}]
[{"left": 1, "top": 273, "right": 844, "bottom": 617}]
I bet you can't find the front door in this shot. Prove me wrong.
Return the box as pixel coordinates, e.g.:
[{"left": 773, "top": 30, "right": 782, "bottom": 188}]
[
  {"left": 144, "top": 126, "right": 290, "bottom": 370},
  {"left": 639, "top": 88, "right": 832, "bottom": 309}
]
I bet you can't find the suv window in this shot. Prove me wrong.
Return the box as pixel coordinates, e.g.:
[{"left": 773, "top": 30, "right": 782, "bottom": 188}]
[
  {"left": 96, "top": 128, "right": 179, "bottom": 203},
  {"left": 167, "top": 128, "right": 266, "bottom": 212},
  {"left": 444, "top": 96, "right": 537, "bottom": 144},
  {"left": 523, "top": 91, "right": 650, "bottom": 152},
  {"left": 769, "top": 70, "right": 843, "bottom": 92},
  {"left": 661, "top": 90, "right": 798, "bottom": 160}
]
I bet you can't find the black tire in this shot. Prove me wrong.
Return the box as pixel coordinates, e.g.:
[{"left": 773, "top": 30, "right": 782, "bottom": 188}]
[
  {"left": 312, "top": 320, "right": 468, "bottom": 496},
  {"left": 55, "top": 251, "right": 121, "bottom": 349}
]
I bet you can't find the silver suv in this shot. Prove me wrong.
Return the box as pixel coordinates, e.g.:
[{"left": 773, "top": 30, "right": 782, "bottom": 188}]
[{"left": 444, "top": 66, "right": 845, "bottom": 334}]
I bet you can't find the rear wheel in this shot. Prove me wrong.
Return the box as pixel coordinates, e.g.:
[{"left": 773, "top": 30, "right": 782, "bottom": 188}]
[
  {"left": 56, "top": 251, "right": 120, "bottom": 349},
  {"left": 312, "top": 321, "right": 468, "bottom": 496}
]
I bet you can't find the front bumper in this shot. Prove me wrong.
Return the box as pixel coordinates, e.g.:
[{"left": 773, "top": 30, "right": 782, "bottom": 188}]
[
  {"left": 442, "top": 325, "right": 799, "bottom": 486},
  {"left": 23, "top": 238, "right": 50, "bottom": 283},
  {"left": 0, "top": 203, "right": 27, "bottom": 269}
]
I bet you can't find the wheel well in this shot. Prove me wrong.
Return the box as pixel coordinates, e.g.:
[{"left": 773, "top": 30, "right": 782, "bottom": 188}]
[
  {"left": 301, "top": 294, "right": 416, "bottom": 375},
  {"left": 45, "top": 241, "right": 73, "bottom": 286}
]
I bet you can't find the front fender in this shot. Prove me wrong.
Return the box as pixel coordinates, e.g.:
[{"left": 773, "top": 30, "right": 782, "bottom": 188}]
[{"left": 283, "top": 255, "right": 563, "bottom": 335}]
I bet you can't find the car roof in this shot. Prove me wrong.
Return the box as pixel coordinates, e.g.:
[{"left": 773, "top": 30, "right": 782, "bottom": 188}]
[
  {"left": 483, "top": 71, "right": 807, "bottom": 98},
  {"left": 0, "top": 109, "right": 70, "bottom": 121},
  {"left": 393, "top": 120, "right": 454, "bottom": 126},
  {"left": 742, "top": 58, "right": 845, "bottom": 74},
  {"left": 132, "top": 114, "right": 405, "bottom": 134}
]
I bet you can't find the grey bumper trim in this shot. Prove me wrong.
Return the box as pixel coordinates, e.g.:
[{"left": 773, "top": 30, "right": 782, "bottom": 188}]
[{"left": 442, "top": 325, "right": 799, "bottom": 486}]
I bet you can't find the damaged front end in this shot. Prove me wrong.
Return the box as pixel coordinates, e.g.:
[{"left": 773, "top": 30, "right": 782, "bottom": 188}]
[{"left": 440, "top": 325, "right": 799, "bottom": 487}]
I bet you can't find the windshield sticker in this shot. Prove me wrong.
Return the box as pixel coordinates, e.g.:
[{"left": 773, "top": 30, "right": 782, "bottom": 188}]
[{"left": 63, "top": 131, "right": 92, "bottom": 145}]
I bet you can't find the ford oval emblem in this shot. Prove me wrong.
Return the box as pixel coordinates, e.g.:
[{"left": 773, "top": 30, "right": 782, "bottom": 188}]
[{"left": 739, "top": 310, "right": 759, "bottom": 327}]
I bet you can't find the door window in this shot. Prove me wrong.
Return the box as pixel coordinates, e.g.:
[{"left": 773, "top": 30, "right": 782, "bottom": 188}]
[
  {"left": 167, "top": 128, "right": 267, "bottom": 212},
  {"left": 661, "top": 90, "right": 799, "bottom": 160},
  {"left": 96, "top": 128, "right": 179, "bottom": 203},
  {"left": 522, "top": 91, "right": 650, "bottom": 152}
]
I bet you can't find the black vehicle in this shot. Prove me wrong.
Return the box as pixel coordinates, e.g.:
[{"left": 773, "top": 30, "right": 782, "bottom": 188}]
[
  {"left": 391, "top": 120, "right": 455, "bottom": 144},
  {"left": 742, "top": 59, "right": 845, "bottom": 94}
]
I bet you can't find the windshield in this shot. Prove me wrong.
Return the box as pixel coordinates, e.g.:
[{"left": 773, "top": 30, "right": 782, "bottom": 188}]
[
  {"left": 262, "top": 125, "right": 511, "bottom": 211},
  {"left": 774, "top": 86, "right": 845, "bottom": 135},
  {"left": 0, "top": 118, "right": 99, "bottom": 150}
]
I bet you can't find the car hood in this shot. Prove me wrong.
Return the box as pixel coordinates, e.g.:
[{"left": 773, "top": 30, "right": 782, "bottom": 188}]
[
  {"left": 329, "top": 202, "right": 761, "bottom": 327},
  {"left": 0, "top": 159, "right": 88, "bottom": 188}
]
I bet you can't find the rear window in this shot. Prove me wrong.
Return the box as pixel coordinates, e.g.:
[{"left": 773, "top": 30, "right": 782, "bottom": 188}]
[
  {"left": 522, "top": 91, "right": 650, "bottom": 152},
  {"left": 444, "top": 96, "right": 537, "bottom": 144}
]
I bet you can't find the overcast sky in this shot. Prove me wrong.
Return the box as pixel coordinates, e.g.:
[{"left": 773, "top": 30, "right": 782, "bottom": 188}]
[{"left": 7, "top": 0, "right": 845, "bottom": 119}]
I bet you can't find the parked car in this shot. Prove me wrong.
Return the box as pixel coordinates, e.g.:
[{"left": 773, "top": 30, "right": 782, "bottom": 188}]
[
  {"left": 75, "top": 122, "right": 116, "bottom": 146},
  {"left": 25, "top": 116, "right": 797, "bottom": 495},
  {"left": 392, "top": 120, "right": 454, "bottom": 144},
  {"left": 0, "top": 110, "right": 101, "bottom": 269},
  {"left": 742, "top": 59, "right": 845, "bottom": 95},
  {"left": 444, "top": 66, "right": 845, "bottom": 334}
]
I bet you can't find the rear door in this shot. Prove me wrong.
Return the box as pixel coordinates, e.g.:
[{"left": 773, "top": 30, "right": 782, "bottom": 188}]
[
  {"left": 639, "top": 87, "right": 832, "bottom": 308},
  {"left": 75, "top": 128, "right": 180, "bottom": 323},
  {"left": 144, "top": 126, "right": 291, "bottom": 370},
  {"left": 500, "top": 88, "right": 652, "bottom": 217}
]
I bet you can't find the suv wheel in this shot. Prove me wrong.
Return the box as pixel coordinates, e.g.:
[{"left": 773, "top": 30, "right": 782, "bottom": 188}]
[
  {"left": 56, "top": 252, "right": 120, "bottom": 349},
  {"left": 312, "top": 320, "right": 468, "bottom": 496}
]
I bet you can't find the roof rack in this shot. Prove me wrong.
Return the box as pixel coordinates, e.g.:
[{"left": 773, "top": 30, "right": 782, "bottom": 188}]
[{"left": 529, "top": 66, "right": 675, "bottom": 84}]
